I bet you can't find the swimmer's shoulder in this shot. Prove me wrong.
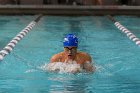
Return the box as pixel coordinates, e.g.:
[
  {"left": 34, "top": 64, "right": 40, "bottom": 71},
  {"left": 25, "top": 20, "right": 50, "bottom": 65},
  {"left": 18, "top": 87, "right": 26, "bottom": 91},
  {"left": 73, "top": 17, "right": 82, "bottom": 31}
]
[
  {"left": 77, "top": 51, "right": 92, "bottom": 62},
  {"left": 77, "top": 51, "right": 90, "bottom": 57},
  {"left": 50, "top": 52, "right": 64, "bottom": 62}
]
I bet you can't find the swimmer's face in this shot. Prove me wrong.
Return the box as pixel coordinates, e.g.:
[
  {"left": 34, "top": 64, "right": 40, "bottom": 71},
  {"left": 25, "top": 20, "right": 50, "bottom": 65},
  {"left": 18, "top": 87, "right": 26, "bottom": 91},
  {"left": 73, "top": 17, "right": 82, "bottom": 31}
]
[{"left": 64, "top": 47, "right": 77, "bottom": 59}]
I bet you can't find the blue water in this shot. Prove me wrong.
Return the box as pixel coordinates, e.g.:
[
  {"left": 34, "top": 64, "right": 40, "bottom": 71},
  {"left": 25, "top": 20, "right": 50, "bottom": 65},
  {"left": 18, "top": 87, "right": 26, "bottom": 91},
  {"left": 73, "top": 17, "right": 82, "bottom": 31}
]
[{"left": 0, "top": 15, "right": 140, "bottom": 93}]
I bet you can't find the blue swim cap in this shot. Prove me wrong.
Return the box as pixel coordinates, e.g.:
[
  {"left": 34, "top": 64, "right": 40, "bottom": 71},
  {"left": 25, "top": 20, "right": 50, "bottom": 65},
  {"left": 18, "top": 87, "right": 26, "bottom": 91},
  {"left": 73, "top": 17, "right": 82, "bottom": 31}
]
[{"left": 63, "top": 34, "right": 78, "bottom": 47}]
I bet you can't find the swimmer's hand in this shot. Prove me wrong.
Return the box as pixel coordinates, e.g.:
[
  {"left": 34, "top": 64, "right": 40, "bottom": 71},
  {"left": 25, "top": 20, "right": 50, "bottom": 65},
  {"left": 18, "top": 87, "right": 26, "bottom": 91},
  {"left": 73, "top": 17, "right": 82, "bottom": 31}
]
[
  {"left": 72, "top": 69, "right": 81, "bottom": 73},
  {"left": 65, "top": 64, "right": 81, "bottom": 73},
  {"left": 46, "top": 62, "right": 82, "bottom": 73},
  {"left": 46, "top": 63, "right": 62, "bottom": 72},
  {"left": 83, "top": 62, "right": 95, "bottom": 72},
  {"left": 66, "top": 67, "right": 81, "bottom": 73}
]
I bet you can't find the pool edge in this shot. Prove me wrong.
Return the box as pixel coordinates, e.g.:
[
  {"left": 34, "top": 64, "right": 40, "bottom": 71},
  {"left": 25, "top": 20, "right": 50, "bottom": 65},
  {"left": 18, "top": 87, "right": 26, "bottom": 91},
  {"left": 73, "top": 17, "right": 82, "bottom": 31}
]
[{"left": 0, "top": 5, "right": 140, "bottom": 16}]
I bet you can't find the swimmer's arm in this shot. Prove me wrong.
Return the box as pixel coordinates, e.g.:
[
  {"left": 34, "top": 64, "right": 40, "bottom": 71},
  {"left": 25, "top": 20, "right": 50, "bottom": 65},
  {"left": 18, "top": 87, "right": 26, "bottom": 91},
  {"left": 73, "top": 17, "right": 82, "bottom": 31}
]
[
  {"left": 83, "top": 54, "right": 95, "bottom": 72},
  {"left": 50, "top": 54, "right": 60, "bottom": 62},
  {"left": 83, "top": 61, "right": 95, "bottom": 72}
]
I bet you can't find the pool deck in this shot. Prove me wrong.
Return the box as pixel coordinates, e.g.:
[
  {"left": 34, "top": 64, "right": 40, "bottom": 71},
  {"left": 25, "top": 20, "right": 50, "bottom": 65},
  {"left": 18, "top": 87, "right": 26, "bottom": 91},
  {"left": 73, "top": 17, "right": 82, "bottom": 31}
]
[{"left": 0, "top": 5, "right": 140, "bottom": 16}]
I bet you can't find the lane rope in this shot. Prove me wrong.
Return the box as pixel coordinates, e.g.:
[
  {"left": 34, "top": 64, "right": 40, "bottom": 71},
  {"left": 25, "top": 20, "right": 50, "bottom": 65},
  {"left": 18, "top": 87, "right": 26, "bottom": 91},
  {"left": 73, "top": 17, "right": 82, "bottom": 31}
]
[
  {"left": 0, "top": 14, "right": 43, "bottom": 61},
  {"left": 107, "top": 15, "right": 140, "bottom": 47}
]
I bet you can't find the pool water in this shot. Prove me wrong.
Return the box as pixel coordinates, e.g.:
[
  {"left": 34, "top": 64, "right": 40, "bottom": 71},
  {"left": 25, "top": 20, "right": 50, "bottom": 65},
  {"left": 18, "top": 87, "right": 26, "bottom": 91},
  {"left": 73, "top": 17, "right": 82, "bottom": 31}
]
[{"left": 0, "top": 15, "right": 140, "bottom": 93}]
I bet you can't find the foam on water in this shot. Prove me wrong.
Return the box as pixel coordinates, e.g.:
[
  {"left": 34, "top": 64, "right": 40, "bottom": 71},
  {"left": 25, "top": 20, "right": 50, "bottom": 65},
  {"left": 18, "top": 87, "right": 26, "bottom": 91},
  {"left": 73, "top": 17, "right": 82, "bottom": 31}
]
[
  {"left": 40, "top": 62, "right": 83, "bottom": 73},
  {"left": 25, "top": 69, "right": 37, "bottom": 73}
]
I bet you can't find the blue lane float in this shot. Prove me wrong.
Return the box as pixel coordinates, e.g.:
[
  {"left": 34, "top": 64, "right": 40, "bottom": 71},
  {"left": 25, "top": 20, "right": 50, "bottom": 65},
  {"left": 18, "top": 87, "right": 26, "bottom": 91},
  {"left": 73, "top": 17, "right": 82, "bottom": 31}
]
[
  {"left": 107, "top": 15, "right": 140, "bottom": 47},
  {"left": 0, "top": 14, "right": 42, "bottom": 61}
]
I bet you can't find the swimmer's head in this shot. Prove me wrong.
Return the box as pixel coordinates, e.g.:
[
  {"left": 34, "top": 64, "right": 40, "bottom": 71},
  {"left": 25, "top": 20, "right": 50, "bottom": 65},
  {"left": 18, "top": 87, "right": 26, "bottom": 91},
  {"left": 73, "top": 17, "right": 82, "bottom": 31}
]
[{"left": 63, "top": 34, "right": 78, "bottom": 47}]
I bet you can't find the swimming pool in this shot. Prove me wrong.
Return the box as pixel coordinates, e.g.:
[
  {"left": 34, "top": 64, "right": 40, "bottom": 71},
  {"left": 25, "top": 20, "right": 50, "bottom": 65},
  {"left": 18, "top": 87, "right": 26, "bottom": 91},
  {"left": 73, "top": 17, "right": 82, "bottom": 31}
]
[{"left": 0, "top": 15, "right": 140, "bottom": 93}]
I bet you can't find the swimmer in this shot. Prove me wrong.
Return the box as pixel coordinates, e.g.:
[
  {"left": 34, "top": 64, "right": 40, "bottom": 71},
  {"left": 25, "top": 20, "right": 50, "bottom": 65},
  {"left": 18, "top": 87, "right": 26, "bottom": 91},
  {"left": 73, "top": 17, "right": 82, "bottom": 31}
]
[{"left": 48, "top": 34, "right": 95, "bottom": 73}]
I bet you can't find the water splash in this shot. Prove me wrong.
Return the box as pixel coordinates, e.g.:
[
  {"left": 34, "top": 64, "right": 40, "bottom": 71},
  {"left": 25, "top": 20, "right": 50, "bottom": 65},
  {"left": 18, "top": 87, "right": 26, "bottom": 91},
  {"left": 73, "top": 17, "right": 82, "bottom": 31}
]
[
  {"left": 25, "top": 69, "right": 37, "bottom": 73},
  {"left": 40, "top": 62, "right": 82, "bottom": 73}
]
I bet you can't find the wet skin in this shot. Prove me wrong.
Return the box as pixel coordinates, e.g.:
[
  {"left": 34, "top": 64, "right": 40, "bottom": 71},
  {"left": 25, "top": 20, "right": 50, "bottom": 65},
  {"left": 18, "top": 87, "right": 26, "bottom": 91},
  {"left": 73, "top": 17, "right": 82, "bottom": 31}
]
[{"left": 64, "top": 47, "right": 77, "bottom": 60}]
